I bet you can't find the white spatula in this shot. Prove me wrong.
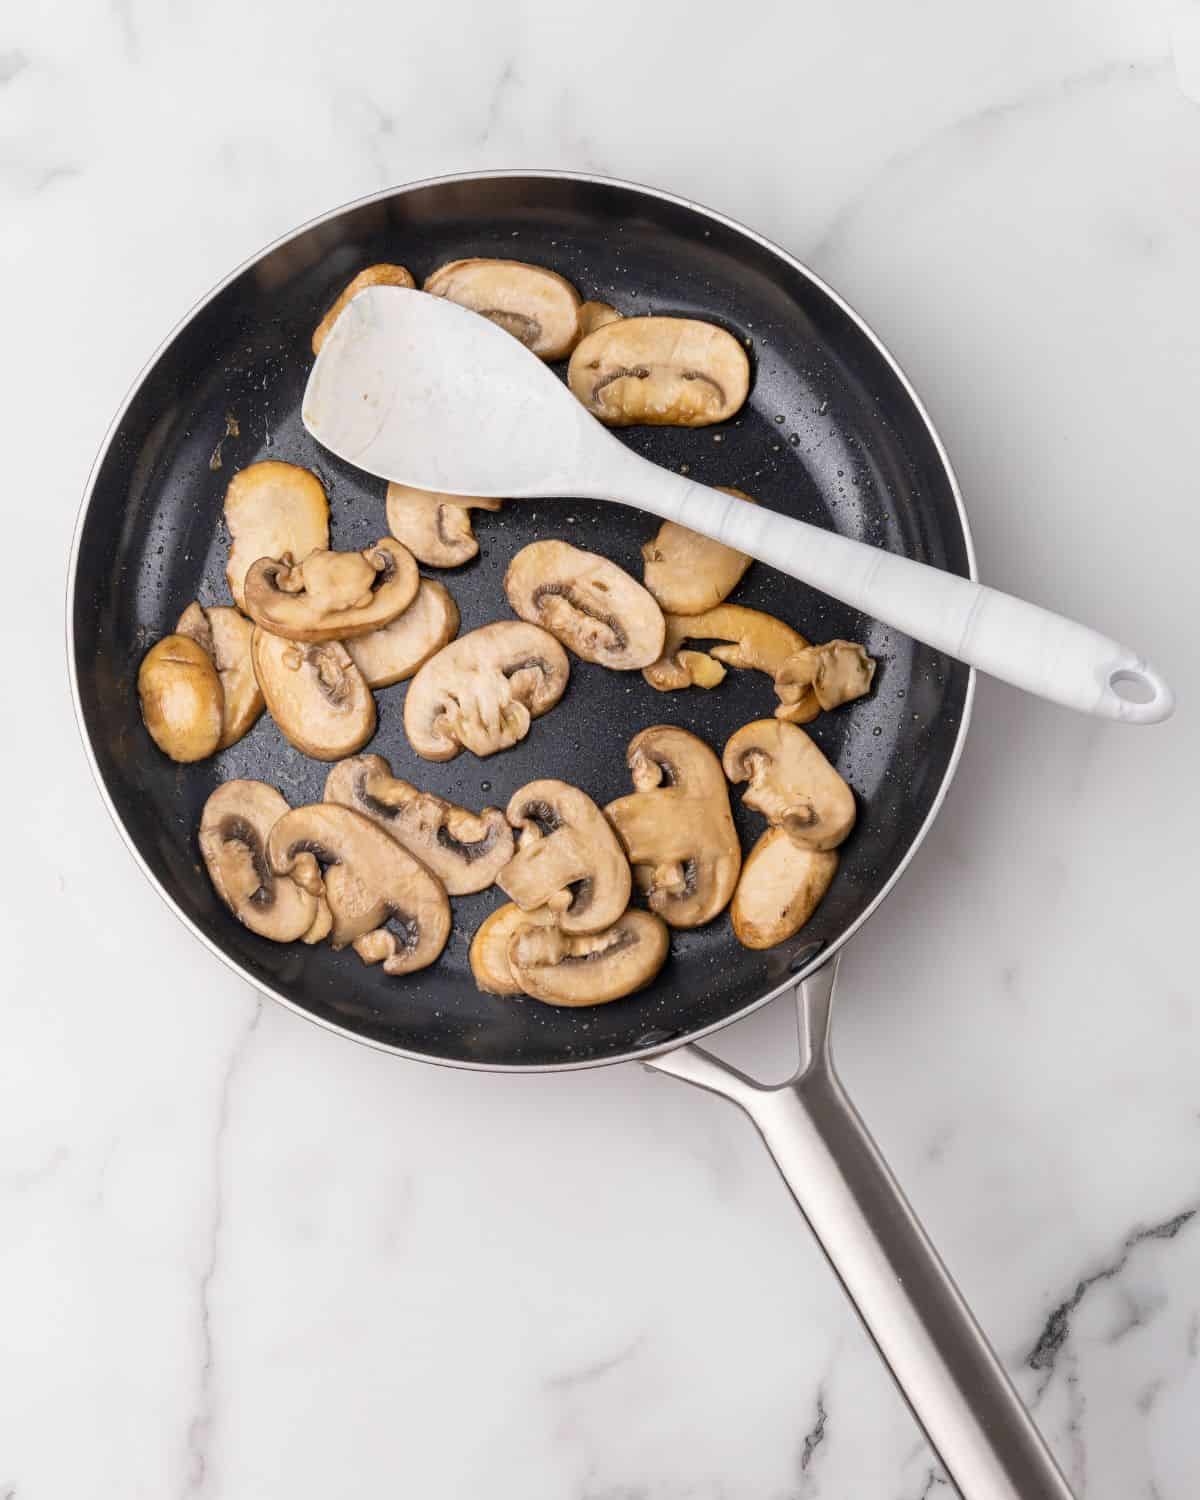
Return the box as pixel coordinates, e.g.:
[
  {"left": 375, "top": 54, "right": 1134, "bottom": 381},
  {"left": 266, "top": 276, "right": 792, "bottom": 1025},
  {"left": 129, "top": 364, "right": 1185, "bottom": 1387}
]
[{"left": 302, "top": 288, "right": 1173, "bottom": 724}]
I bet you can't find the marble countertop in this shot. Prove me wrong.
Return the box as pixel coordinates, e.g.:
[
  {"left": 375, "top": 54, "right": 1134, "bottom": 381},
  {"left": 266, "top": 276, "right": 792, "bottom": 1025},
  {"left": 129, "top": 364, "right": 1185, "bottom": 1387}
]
[{"left": 4, "top": 1, "right": 1199, "bottom": 1495}]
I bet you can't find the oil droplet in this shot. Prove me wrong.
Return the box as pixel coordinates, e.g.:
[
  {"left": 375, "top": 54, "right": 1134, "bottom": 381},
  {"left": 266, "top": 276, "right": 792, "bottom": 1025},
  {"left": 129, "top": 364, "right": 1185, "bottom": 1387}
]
[
  {"left": 774, "top": 414, "right": 785, "bottom": 424},
  {"left": 480, "top": 781, "right": 491, "bottom": 792},
  {"left": 872, "top": 726, "right": 883, "bottom": 737},
  {"left": 789, "top": 433, "right": 800, "bottom": 446}
]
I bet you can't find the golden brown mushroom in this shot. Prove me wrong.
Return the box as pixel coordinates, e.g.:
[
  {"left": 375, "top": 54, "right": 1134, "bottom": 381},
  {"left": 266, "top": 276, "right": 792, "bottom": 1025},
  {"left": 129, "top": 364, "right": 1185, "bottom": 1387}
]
[
  {"left": 344, "top": 579, "right": 460, "bottom": 689},
  {"left": 243, "top": 538, "right": 419, "bottom": 643},
  {"left": 723, "top": 719, "right": 855, "bottom": 852},
  {"left": 577, "top": 300, "right": 621, "bottom": 338},
  {"left": 424, "top": 258, "right": 583, "bottom": 360},
  {"left": 176, "top": 602, "right": 264, "bottom": 748},
  {"left": 223, "top": 461, "right": 330, "bottom": 613},
  {"left": 731, "top": 829, "right": 838, "bottom": 950},
  {"left": 774, "top": 640, "right": 877, "bottom": 724},
  {"left": 640, "top": 488, "right": 756, "bottom": 616},
  {"left": 311, "top": 263, "right": 416, "bottom": 355},
  {"left": 385, "top": 483, "right": 503, "bottom": 568},
  {"left": 504, "top": 540, "right": 665, "bottom": 670},
  {"left": 250, "top": 630, "right": 375, "bottom": 761},
  {"left": 323, "top": 754, "right": 513, "bottom": 896},
  {"left": 137, "top": 635, "right": 223, "bottom": 763},
  {"left": 507, "top": 909, "right": 669, "bottom": 1006},
  {"left": 605, "top": 726, "right": 741, "bottom": 928},
  {"left": 469, "top": 902, "right": 558, "bottom": 996},
  {"left": 403, "top": 622, "right": 569, "bottom": 761},
  {"left": 644, "top": 603, "right": 807, "bottom": 692},
  {"left": 567, "top": 315, "right": 750, "bottom": 427},
  {"left": 497, "top": 780, "right": 631, "bottom": 934}
]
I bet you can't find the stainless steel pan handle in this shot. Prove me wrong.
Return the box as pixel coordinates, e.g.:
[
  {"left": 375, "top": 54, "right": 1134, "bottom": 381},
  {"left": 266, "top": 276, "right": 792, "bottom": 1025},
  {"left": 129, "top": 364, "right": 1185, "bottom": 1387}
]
[{"left": 647, "top": 960, "right": 1074, "bottom": 1500}]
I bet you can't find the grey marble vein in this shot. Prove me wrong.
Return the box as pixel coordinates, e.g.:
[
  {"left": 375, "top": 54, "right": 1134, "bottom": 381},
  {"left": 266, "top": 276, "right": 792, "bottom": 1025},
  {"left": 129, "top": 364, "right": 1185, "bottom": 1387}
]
[
  {"left": 798, "top": 1386, "right": 828, "bottom": 1477},
  {"left": 544, "top": 1333, "right": 645, "bottom": 1391}
]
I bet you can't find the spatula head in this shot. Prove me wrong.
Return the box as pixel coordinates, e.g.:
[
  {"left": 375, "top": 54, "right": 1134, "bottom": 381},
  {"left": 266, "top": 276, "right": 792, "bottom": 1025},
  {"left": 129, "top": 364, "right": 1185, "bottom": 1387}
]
[{"left": 302, "top": 286, "right": 607, "bottom": 497}]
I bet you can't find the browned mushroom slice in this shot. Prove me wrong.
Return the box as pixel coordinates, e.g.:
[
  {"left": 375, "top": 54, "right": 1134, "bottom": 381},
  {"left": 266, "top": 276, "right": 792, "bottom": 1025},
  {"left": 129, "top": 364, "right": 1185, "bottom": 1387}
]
[
  {"left": 723, "top": 719, "right": 855, "bottom": 852},
  {"left": 251, "top": 629, "right": 375, "bottom": 761},
  {"left": 385, "top": 483, "right": 504, "bottom": 568},
  {"left": 137, "top": 634, "right": 223, "bottom": 763},
  {"left": 469, "top": 902, "right": 559, "bottom": 995},
  {"left": 267, "top": 803, "right": 451, "bottom": 975},
  {"left": 577, "top": 300, "right": 621, "bottom": 338},
  {"left": 224, "top": 461, "right": 330, "bottom": 612},
  {"left": 731, "top": 829, "right": 838, "bottom": 950},
  {"left": 507, "top": 909, "right": 669, "bottom": 1007},
  {"left": 424, "top": 258, "right": 582, "bottom": 360},
  {"left": 605, "top": 726, "right": 740, "bottom": 929},
  {"left": 199, "top": 780, "right": 326, "bottom": 942},
  {"left": 311, "top": 263, "right": 416, "bottom": 355},
  {"left": 504, "top": 540, "right": 665, "bottom": 670},
  {"left": 775, "top": 640, "right": 877, "bottom": 724},
  {"left": 644, "top": 603, "right": 807, "bottom": 692},
  {"left": 567, "top": 316, "right": 750, "bottom": 427},
  {"left": 403, "top": 621, "right": 569, "bottom": 761},
  {"left": 323, "top": 753, "right": 513, "bottom": 896},
  {"left": 641, "top": 488, "right": 756, "bottom": 616},
  {"left": 344, "top": 580, "right": 460, "bottom": 689},
  {"left": 497, "top": 780, "right": 631, "bottom": 934},
  {"left": 177, "top": 602, "right": 264, "bottom": 748},
  {"left": 243, "top": 538, "right": 419, "bottom": 643}
]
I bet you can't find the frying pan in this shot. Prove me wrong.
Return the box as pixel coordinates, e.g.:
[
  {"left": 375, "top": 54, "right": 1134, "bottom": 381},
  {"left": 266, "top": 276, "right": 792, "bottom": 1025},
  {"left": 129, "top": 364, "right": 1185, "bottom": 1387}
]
[{"left": 67, "top": 171, "right": 1073, "bottom": 1499}]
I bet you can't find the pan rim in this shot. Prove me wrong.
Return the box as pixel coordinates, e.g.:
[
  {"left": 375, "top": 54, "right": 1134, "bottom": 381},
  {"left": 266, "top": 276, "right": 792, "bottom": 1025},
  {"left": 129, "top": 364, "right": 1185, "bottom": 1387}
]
[{"left": 66, "top": 168, "right": 977, "bottom": 1073}]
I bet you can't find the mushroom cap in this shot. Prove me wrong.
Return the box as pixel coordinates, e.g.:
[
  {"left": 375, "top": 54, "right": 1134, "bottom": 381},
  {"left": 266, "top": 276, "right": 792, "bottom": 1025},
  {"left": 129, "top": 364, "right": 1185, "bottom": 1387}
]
[
  {"left": 641, "top": 488, "right": 756, "bottom": 616},
  {"left": 577, "top": 300, "right": 622, "bottom": 338},
  {"left": 469, "top": 902, "right": 559, "bottom": 996},
  {"left": 604, "top": 726, "right": 741, "bottom": 929},
  {"left": 507, "top": 909, "right": 669, "bottom": 1007},
  {"left": 644, "top": 603, "right": 807, "bottom": 692},
  {"left": 311, "top": 263, "right": 416, "bottom": 355},
  {"left": 424, "top": 257, "right": 583, "bottom": 360},
  {"left": 723, "top": 719, "right": 856, "bottom": 852},
  {"left": 497, "top": 779, "right": 632, "bottom": 934},
  {"left": 177, "top": 602, "right": 264, "bottom": 748},
  {"left": 223, "top": 461, "right": 330, "bottom": 612},
  {"left": 775, "top": 640, "right": 877, "bottom": 723},
  {"left": 385, "top": 483, "right": 503, "bottom": 568},
  {"left": 323, "top": 753, "right": 514, "bottom": 896},
  {"left": 250, "top": 629, "right": 375, "bottom": 761},
  {"left": 504, "top": 540, "right": 665, "bottom": 670},
  {"left": 403, "top": 621, "right": 570, "bottom": 761},
  {"left": 567, "top": 315, "right": 750, "bottom": 427},
  {"left": 243, "top": 537, "right": 420, "bottom": 643},
  {"left": 266, "top": 803, "right": 451, "bottom": 973},
  {"left": 344, "top": 579, "right": 460, "bottom": 689},
  {"left": 199, "top": 780, "right": 321, "bottom": 941},
  {"left": 137, "top": 634, "right": 223, "bottom": 763},
  {"left": 731, "top": 829, "right": 838, "bottom": 950}
]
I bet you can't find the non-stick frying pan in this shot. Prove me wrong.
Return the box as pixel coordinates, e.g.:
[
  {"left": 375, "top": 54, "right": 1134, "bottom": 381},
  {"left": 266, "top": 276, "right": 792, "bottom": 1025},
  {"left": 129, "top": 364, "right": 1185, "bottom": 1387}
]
[{"left": 68, "top": 172, "right": 1073, "bottom": 1499}]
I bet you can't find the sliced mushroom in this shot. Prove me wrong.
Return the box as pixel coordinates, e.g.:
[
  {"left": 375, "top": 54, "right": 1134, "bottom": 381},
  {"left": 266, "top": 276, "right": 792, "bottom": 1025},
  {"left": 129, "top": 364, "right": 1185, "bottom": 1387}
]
[
  {"left": 567, "top": 315, "right": 750, "bottom": 427},
  {"left": 644, "top": 603, "right": 806, "bottom": 692},
  {"left": 424, "top": 258, "right": 582, "bottom": 360},
  {"left": 137, "top": 634, "right": 223, "bottom": 762},
  {"left": 385, "top": 483, "right": 503, "bottom": 568},
  {"left": 504, "top": 540, "right": 665, "bottom": 670},
  {"left": 641, "top": 488, "right": 756, "bottom": 615},
  {"left": 251, "top": 629, "right": 375, "bottom": 761},
  {"left": 731, "top": 829, "right": 838, "bottom": 950},
  {"left": 723, "top": 720, "right": 855, "bottom": 852},
  {"left": 323, "top": 753, "right": 513, "bottom": 896},
  {"left": 223, "top": 461, "right": 330, "bottom": 612},
  {"left": 403, "top": 621, "right": 569, "bottom": 761},
  {"left": 497, "top": 780, "right": 631, "bottom": 934},
  {"left": 266, "top": 803, "right": 450, "bottom": 974},
  {"left": 775, "top": 640, "right": 877, "bottom": 724},
  {"left": 199, "top": 780, "right": 326, "bottom": 942},
  {"left": 469, "top": 902, "right": 559, "bottom": 996},
  {"left": 177, "top": 602, "right": 264, "bottom": 748},
  {"left": 344, "top": 580, "right": 460, "bottom": 689},
  {"left": 243, "top": 538, "right": 419, "bottom": 643},
  {"left": 605, "top": 726, "right": 741, "bottom": 928},
  {"left": 577, "top": 300, "right": 621, "bottom": 338},
  {"left": 507, "top": 909, "right": 669, "bottom": 1007},
  {"left": 311, "top": 263, "right": 416, "bottom": 355}
]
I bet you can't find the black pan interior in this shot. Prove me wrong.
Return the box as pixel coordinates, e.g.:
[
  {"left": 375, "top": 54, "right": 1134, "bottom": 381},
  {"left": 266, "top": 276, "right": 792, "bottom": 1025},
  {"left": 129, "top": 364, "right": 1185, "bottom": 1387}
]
[{"left": 72, "top": 175, "right": 970, "bottom": 1068}]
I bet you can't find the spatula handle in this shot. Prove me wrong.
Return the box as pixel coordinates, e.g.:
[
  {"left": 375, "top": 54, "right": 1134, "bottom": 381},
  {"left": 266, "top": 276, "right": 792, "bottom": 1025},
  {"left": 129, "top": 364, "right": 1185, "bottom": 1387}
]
[{"left": 606, "top": 458, "right": 1172, "bottom": 724}]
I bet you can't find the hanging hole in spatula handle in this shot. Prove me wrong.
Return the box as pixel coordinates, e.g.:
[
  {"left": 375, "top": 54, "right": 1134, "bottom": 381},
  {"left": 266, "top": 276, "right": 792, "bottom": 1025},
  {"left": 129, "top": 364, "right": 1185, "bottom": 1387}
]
[{"left": 1104, "top": 660, "right": 1174, "bottom": 723}]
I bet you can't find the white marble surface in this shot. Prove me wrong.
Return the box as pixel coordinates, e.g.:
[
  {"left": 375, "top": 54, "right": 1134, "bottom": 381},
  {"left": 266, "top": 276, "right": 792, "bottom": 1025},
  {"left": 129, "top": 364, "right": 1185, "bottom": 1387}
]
[{"left": 3, "top": 1, "right": 1199, "bottom": 1496}]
